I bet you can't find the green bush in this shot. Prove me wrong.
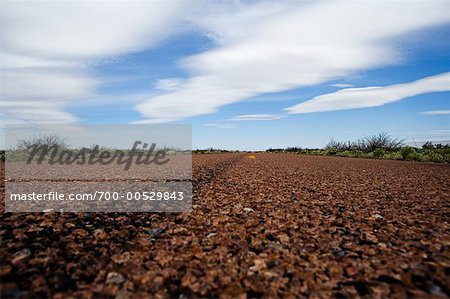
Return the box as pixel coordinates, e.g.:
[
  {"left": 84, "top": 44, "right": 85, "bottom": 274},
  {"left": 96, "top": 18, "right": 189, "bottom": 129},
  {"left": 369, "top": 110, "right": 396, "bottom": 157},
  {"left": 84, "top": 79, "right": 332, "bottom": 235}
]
[
  {"left": 373, "top": 148, "right": 386, "bottom": 158},
  {"left": 400, "top": 146, "right": 415, "bottom": 160},
  {"left": 326, "top": 148, "right": 338, "bottom": 155},
  {"left": 4, "top": 150, "right": 31, "bottom": 162}
]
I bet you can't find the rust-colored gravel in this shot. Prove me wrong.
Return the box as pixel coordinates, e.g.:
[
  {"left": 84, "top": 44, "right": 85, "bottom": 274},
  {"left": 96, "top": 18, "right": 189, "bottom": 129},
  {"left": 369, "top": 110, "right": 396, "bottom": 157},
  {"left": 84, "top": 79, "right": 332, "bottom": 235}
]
[{"left": 1, "top": 153, "right": 450, "bottom": 298}]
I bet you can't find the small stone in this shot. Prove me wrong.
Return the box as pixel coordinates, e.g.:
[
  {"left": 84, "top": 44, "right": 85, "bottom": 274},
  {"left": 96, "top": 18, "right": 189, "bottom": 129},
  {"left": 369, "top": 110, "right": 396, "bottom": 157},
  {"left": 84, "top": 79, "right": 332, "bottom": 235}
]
[
  {"left": 345, "top": 266, "right": 359, "bottom": 277},
  {"left": 94, "top": 229, "right": 107, "bottom": 240},
  {"left": 277, "top": 233, "right": 290, "bottom": 244},
  {"left": 249, "top": 258, "right": 266, "bottom": 272},
  {"left": 365, "top": 233, "right": 378, "bottom": 243},
  {"left": 0, "top": 265, "right": 12, "bottom": 275},
  {"left": 106, "top": 272, "right": 125, "bottom": 284},
  {"left": 12, "top": 248, "right": 31, "bottom": 265},
  {"left": 378, "top": 242, "right": 388, "bottom": 249},
  {"left": 335, "top": 250, "right": 346, "bottom": 257},
  {"left": 42, "top": 209, "right": 53, "bottom": 213},
  {"left": 243, "top": 208, "right": 254, "bottom": 212},
  {"left": 427, "top": 282, "right": 446, "bottom": 296},
  {"left": 373, "top": 214, "right": 383, "bottom": 220},
  {"left": 145, "top": 228, "right": 163, "bottom": 237},
  {"left": 111, "top": 252, "right": 131, "bottom": 265},
  {"left": 366, "top": 247, "right": 377, "bottom": 256}
]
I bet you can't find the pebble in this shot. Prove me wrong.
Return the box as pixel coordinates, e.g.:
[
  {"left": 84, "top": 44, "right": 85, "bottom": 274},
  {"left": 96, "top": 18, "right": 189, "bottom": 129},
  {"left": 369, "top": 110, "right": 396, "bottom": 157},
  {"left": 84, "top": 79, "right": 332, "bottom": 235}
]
[
  {"left": 344, "top": 266, "right": 359, "bottom": 277},
  {"left": 94, "top": 229, "right": 107, "bottom": 240},
  {"left": 146, "top": 228, "right": 163, "bottom": 237},
  {"left": 12, "top": 249, "right": 31, "bottom": 265},
  {"left": 373, "top": 214, "right": 384, "bottom": 220},
  {"left": 106, "top": 272, "right": 125, "bottom": 284}
]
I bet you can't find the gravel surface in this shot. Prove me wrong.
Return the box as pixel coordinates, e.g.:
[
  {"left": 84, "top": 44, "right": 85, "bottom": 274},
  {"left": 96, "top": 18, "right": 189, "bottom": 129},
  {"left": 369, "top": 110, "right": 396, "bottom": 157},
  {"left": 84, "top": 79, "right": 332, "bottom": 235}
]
[{"left": 1, "top": 153, "right": 449, "bottom": 298}]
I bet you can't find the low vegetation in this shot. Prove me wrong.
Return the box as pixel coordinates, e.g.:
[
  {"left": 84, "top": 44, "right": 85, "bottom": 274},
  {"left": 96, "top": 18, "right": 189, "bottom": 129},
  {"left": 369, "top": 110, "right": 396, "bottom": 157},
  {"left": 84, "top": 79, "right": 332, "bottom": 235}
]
[
  {"left": 1, "top": 134, "right": 188, "bottom": 162},
  {"left": 267, "top": 133, "right": 450, "bottom": 163},
  {"left": 2, "top": 133, "right": 448, "bottom": 163},
  {"left": 193, "top": 148, "right": 237, "bottom": 154}
]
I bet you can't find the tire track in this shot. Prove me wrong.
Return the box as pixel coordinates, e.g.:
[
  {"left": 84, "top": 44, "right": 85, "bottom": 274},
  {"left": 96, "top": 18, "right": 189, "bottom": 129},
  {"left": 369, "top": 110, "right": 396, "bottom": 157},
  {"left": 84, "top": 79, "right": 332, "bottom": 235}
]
[{"left": 192, "top": 153, "right": 246, "bottom": 191}]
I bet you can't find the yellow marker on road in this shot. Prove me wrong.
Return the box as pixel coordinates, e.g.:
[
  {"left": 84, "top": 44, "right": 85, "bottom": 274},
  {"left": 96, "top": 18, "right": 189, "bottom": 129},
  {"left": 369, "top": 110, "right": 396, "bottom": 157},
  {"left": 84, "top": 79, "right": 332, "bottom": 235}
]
[{"left": 248, "top": 155, "right": 256, "bottom": 159}]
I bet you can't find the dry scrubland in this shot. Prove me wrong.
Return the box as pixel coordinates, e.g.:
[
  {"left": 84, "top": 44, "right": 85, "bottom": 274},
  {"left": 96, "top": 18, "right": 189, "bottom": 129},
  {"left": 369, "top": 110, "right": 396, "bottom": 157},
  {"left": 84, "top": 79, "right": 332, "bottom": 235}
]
[{"left": 1, "top": 153, "right": 449, "bottom": 298}]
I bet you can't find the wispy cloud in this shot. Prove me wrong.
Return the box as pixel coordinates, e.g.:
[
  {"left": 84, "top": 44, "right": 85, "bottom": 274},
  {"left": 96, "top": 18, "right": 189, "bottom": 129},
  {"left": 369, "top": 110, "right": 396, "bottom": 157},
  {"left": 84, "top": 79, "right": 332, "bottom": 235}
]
[
  {"left": 0, "top": 68, "right": 97, "bottom": 124},
  {"left": 154, "top": 78, "right": 185, "bottom": 91},
  {"left": 135, "top": 1, "right": 450, "bottom": 123},
  {"left": 331, "top": 83, "right": 353, "bottom": 88},
  {"left": 230, "top": 114, "right": 284, "bottom": 121},
  {"left": 131, "top": 118, "right": 177, "bottom": 124},
  {"left": 420, "top": 110, "right": 450, "bottom": 115},
  {"left": 204, "top": 123, "right": 234, "bottom": 129},
  {"left": 3, "top": 1, "right": 450, "bottom": 125},
  {"left": 429, "top": 129, "right": 450, "bottom": 135},
  {"left": 1, "top": 1, "right": 187, "bottom": 124},
  {"left": 286, "top": 72, "right": 450, "bottom": 114}
]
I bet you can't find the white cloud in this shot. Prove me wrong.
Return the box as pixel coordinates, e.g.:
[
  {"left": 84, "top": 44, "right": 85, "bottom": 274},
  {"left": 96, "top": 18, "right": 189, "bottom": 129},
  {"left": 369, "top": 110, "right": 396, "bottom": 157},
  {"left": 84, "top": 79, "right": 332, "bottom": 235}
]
[
  {"left": 154, "top": 78, "right": 185, "bottom": 91},
  {"left": 0, "top": 2, "right": 186, "bottom": 60},
  {"left": 0, "top": 98, "right": 84, "bottom": 124},
  {"left": 204, "top": 123, "right": 235, "bottom": 129},
  {"left": 218, "top": 124, "right": 234, "bottom": 129},
  {"left": 1, "top": 1, "right": 187, "bottom": 124},
  {"left": 230, "top": 114, "right": 284, "bottom": 121},
  {"left": 331, "top": 84, "right": 354, "bottom": 88},
  {"left": 135, "top": 1, "right": 450, "bottom": 123},
  {"left": 1, "top": 68, "right": 96, "bottom": 100},
  {"left": 131, "top": 118, "right": 177, "bottom": 124},
  {"left": 286, "top": 72, "right": 450, "bottom": 114},
  {"left": 2, "top": 1, "right": 450, "bottom": 125},
  {"left": 420, "top": 110, "right": 450, "bottom": 115}
]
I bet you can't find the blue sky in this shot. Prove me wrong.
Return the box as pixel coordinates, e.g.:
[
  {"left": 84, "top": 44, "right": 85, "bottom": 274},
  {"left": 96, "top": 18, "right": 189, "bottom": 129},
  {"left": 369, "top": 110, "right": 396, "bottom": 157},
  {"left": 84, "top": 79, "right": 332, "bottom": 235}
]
[{"left": 1, "top": 1, "right": 449, "bottom": 150}]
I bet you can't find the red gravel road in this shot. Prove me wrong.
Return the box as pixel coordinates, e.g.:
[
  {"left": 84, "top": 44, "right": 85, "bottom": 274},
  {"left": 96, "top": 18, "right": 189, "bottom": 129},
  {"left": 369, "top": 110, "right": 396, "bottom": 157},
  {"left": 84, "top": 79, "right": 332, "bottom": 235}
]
[{"left": 1, "top": 153, "right": 450, "bottom": 298}]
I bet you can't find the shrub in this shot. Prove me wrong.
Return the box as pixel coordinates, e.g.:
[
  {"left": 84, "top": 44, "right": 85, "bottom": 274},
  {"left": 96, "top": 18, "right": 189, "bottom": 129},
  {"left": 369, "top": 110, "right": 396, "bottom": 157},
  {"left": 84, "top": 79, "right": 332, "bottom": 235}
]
[
  {"left": 285, "top": 147, "right": 302, "bottom": 152},
  {"left": 326, "top": 148, "right": 338, "bottom": 155},
  {"left": 16, "top": 134, "right": 68, "bottom": 150},
  {"left": 267, "top": 134, "right": 449, "bottom": 164},
  {"left": 373, "top": 148, "right": 386, "bottom": 158},
  {"left": 422, "top": 141, "right": 434, "bottom": 150},
  {"left": 400, "top": 146, "right": 415, "bottom": 160},
  {"left": 362, "top": 133, "right": 404, "bottom": 152},
  {"left": 326, "top": 139, "right": 344, "bottom": 150},
  {"left": 326, "top": 133, "right": 404, "bottom": 152}
]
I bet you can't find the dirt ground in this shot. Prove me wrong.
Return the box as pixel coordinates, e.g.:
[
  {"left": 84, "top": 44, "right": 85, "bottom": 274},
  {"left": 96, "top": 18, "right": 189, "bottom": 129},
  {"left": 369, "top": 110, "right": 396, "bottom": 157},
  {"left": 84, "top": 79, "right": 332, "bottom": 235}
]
[{"left": 1, "top": 153, "right": 449, "bottom": 298}]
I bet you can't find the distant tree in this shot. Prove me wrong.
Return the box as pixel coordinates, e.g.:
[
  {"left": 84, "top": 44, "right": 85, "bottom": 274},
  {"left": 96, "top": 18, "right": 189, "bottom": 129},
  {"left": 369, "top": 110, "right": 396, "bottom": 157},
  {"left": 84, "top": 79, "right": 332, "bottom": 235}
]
[
  {"left": 326, "top": 133, "right": 404, "bottom": 152},
  {"left": 362, "top": 133, "right": 404, "bottom": 152},
  {"left": 16, "top": 134, "right": 68, "bottom": 150}
]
